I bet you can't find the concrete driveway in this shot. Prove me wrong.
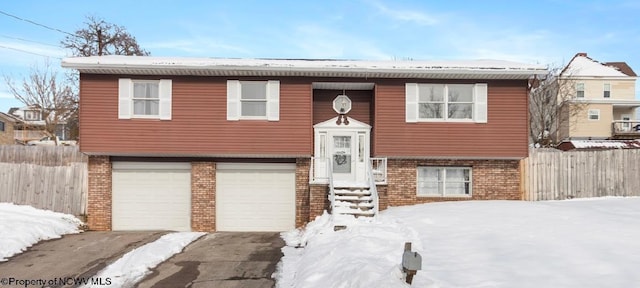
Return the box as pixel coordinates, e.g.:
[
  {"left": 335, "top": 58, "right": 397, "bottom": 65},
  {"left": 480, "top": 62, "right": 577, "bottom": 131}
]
[
  {"left": 0, "top": 231, "right": 167, "bottom": 287},
  {"left": 137, "top": 232, "right": 285, "bottom": 288}
]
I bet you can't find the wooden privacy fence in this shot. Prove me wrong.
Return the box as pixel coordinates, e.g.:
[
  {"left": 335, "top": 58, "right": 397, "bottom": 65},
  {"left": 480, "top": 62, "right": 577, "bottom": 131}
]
[
  {"left": 0, "top": 146, "right": 87, "bottom": 215},
  {"left": 521, "top": 149, "right": 640, "bottom": 201}
]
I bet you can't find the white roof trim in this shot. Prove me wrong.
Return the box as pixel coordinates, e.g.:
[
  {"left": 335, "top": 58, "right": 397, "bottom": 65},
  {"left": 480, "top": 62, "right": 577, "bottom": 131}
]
[{"left": 62, "top": 56, "right": 548, "bottom": 80}]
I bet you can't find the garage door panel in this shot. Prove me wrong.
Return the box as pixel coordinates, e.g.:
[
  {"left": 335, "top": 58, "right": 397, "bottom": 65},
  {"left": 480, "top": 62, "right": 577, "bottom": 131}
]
[
  {"left": 216, "top": 163, "right": 295, "bottom": 232},
  {"left": 112, "top": 163, "right": 191, "bottom": 231}
]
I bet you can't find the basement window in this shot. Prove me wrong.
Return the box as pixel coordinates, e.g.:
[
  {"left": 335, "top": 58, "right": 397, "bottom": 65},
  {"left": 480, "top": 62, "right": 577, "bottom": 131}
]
[{"left": 417, "top": 167, "right": 472, "bottom": 197}]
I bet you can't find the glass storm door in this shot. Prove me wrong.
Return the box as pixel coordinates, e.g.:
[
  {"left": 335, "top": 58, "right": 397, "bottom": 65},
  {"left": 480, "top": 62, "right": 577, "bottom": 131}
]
[{"left": 332, "top": 133, "right": 356, "bottom": 183}]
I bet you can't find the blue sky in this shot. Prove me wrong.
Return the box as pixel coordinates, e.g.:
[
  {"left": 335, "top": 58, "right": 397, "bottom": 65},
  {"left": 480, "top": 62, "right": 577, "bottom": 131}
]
[{"left": 1, "top": 0, "right": 640, "bottom": 112}]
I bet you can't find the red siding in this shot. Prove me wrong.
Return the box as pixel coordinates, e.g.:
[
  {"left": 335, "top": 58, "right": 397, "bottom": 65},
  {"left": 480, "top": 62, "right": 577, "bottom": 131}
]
[
  {"left": 373, "top": 79, "right": 529, "bottom": 158},
  {"left": 79, "top": 74, "right": 312, "bottom": 156},
  {"left": 80, "top": 74, "right": 529, "bottom": 158},
  {"left": 313, "top": 90, "right": 372, "bottom": 125}
]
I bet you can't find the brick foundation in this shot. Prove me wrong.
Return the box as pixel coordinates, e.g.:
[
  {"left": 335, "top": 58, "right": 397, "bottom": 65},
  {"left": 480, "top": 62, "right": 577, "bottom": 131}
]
[
  {"left": 191, "top": 162, "right": 216, "bottom": 232},
  {"left": 386, "top": 159, "right": 521, "bottom": 207},
  {"left": 87, "top": 155, "right": 111, "bottom": 231},
  {"left": 295, "top": 158, "right": 310, "bottom": 228},
  {"left": 309, "top": 185, "right": 330, "bottom": 221},
  {"left": 86, "top": 156, "right": 519, "bottom": 231}
]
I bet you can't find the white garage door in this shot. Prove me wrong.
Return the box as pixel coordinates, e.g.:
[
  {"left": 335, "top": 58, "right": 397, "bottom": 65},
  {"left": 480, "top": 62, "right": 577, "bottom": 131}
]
[
  {"left": 112, "top": 162, "right": 191, "bottom": 231},
  {"left": 216, "top": 163, "right": 296, "bottom": 231}
]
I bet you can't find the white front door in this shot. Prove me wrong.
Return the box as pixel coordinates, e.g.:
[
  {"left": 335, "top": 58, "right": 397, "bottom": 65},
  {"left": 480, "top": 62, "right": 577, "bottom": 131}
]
[
  {"left": 313, "top": 116, "right": 371, "bottom": 185},
  {"left": 331, "top": 132, "right": 356, "bottom": 183}
]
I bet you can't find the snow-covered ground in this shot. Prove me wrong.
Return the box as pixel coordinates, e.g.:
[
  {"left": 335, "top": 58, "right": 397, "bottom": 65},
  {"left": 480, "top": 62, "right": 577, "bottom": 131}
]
[
  {"left": 0, "top": 203, "right": 83, "bottom": 261},
  {"left": 85, "top": 232, "right": 205, "bottom": 288},
  {"left": 277, "top": 198, "right": 640, "bottom": 288}
]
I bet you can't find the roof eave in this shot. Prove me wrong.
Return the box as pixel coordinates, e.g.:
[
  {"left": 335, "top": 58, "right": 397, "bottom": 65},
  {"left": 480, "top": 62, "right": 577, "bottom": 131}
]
[{"left": 62, "top": 63, "right": 547, "bottom": 80}]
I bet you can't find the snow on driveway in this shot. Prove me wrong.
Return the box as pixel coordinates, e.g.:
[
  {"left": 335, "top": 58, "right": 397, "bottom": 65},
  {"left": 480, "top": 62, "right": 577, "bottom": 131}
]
[
  {"left": 84, "top": 232, "right": 205, "bottom": 288},
  {"left": 0, "top": 203, "right": 83, "bottom": 261},
  {"left": 277, "top": 198, "right": 640, "bottom": 288}
]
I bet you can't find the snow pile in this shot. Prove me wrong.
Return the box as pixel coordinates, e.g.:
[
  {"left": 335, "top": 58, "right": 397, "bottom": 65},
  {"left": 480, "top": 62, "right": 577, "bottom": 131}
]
[
  {"left": 0, "top": 203, "right": 83, "bottom": 261},
  {"left": 276, "top": 212, "right": 424, "bottom": 288},
  {"left": 84, "top": 232, "right": 205, "bottom": 288},
  {"left": 277, "top": 198, "right": 640, "bottom": 288}
]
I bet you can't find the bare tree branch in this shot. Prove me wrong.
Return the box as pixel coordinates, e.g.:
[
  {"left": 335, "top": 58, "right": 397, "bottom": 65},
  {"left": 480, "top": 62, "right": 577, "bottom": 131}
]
[
  {"left": 529, "top": 66, "right": 587, "bottom": 147},
  {"left": 4, "top": 60, "right": 76, "bottom": 143},
  {"left": 61, "top": 15, "right": 149, "bottom": 57}
]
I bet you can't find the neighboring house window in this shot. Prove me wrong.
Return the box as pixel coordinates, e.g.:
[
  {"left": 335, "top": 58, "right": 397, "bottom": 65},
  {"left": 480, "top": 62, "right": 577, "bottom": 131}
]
[
  {"left": 0, "top": 121, "right": 4, "bottom": 132},
  {"left": 417, "top": 167, "right": 472, "bottom": 197},
  {"left": 405, "top": 83, "right": 487, "bottom": 123},
  {"left": 118, "top": 79, "right": 172, "bottom": 120},
  {"left": 576, "top": 83, "right": 585, "bottom": 98},
  {"left": 226, "top": 80, "right": 280, "bottom": 121},
  {"left": 24, "top": 110, "right": 41, "bottom": 121},
  {"left": 588, "top": 109, "right": 600, "bottom": 120},
  {"left": 603, "top": 83, "right": 611, "bottom": 98}
]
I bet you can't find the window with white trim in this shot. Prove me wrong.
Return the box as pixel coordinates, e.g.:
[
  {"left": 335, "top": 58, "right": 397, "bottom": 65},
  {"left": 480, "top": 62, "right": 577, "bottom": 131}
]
[
  {"left": 227, "top": 80, "right": 280, "bottom": 121},
  {"left": 24, "top": 110, "right": 41, "bottom": 121},
  {"left": 118, "top": 78, "right": 172, "bottom": 120},
  {"left": 603, "top": 83, "right": 610, "bottom": 98},
  {"left": 406, "top": 83, "right": 487, "bottom": 123},
  {"left": 588, "top": 109, "right": 600, "bottom": 120},
  {"left": 133, "top": 81, "right": 160, "bottom": 116},
  {"left": 417, "top": 167, "right": 472, "bottom": 197},
  {"left": 576, "top": 83, "right": 585, "bottom": 98},
  {"left": 240, "top": 81, "right": 267, "bottom": 117}
]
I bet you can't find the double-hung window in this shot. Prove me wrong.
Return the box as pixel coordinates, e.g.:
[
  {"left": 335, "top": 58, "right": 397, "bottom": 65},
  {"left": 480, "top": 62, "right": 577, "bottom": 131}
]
[
  {"left": 240, "top": 81, "right": 268, "bottom": 118},
  {"left": 417, "top": 167, "right": 472, "bottom": 197},
  {"left": 406, "top": 83, "right": 487, "bottom": 123},
  {"left": 603, "top": 83, "right": 611, "bottom": 98},
  {"left": 132, "top": 81, "right": 160, "bottom": 117},
  {"left": 576, "top": 83, "right": 585, "bottom": 98},
  {"left": 118, "top": 78, "right": 172, "bottom": 120},
  {"left": 588, "top": 109, "right": 600, "bottom": 120},
  {"left": 227, "top": 80, "right": 280, "bottom": 121}
]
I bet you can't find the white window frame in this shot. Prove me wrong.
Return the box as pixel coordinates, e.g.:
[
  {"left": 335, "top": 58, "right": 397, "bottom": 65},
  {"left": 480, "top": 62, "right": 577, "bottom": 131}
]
[
  {"left": 588, "top": 109, "right": 600, "bottom": 121},
  {"left": 603, "top": 83, "right": 611, "bottom": 98},
  {"left": 227, "top": 80, "right": 280, "bottom": 121},
  {"left": 417, "top": 166, "right": 472, "bottom": 197},
  {"left": 24, "top": 110, "right": 41, "bottom": 121},
  {"left": 132, "top": 80, "right": 161, "bottom": 118},
  {"left": 239, "top": 81, "right": 268, "bottom": 120},
  {"left": 406, "top": 83, "right": 487, "bottom": 123},
  {"left": 576, "top": 82, "right": 585, "bottom": 98},
  {"left": 118, "top": 78, "right": 172, "bottom": 120}
]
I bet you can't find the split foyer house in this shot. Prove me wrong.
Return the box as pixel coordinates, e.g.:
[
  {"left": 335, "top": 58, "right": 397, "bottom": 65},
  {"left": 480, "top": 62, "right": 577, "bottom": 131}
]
[
  {"left": 62, "top": 56, "right": 547, "bottom": 232},
  {"left": 558, "top": 53, "right": 640, "bottom": 141}
]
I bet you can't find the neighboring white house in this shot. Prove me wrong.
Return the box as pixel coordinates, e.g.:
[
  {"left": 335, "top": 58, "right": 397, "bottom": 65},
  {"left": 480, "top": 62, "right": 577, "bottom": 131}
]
[
  {"left": 8, "top": 105, "right": 71, "bottom": 142},
  {"left": 558, "top": 53, "right": 640, "bottom": 140}
]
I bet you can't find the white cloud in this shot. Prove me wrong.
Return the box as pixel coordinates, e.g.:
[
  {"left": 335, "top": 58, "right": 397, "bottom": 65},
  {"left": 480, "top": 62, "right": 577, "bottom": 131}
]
[
  {"left": 368, "top": 0, "right": 439, "bottom": 26},
  {"left": 0, "top": 41, "right": 67, "bottom": 76}
]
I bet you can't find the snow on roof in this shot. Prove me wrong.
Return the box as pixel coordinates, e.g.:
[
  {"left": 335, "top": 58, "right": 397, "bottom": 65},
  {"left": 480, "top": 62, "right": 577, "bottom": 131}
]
[
  {"left": 61, "top": 55, "right": 547, "bottom": 79},
  {"left": 563, "top": 55, "right": 629, "bottom": 77},
  {"left": 569, "top": 140, "right": 640, "bottom": 149}
]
